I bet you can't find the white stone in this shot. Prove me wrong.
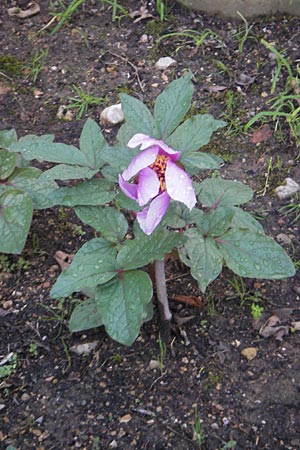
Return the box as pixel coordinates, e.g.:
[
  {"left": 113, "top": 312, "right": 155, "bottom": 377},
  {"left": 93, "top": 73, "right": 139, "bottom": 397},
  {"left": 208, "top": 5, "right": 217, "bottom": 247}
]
[
  {"left": 155, "top": 57, "right": 177, "bottom": 70},
  {"left": 275, "top": 177, "right": 300, "bottom": 200},
  {"left": 100, "top": 103, "right": 124, "bottom": 126}
]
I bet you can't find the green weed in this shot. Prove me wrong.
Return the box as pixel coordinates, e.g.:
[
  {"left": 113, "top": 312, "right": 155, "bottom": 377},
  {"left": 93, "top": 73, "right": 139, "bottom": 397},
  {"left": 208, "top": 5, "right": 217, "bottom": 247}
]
[
  {"left": 279, "top": 192, "right": 300, "bottom": 223},
  {"left": 192, "top": 406, "right": 205, "bottom": 447},
  {"left": 227, "top": 275, "right": 263, "bottom": 306},
  {"left": 24, "top": 49, "right": 48, "bottom": 83},
  {"left": 251, "top": 303, "right": 264, "bottom": 320},
  {"left": 100, "top": 0, "right": 127, "bottom": 22},
  {"left": 0, "top": 353, "right": 18, "bottom": 379},
  {"left": 0, "top": 254, "right": 30, "bottom": 272},
  {"left": 155, "top": 28, "right": 222, "bottom": 53},
  {"left": 245, "top": 39, "right": 300, "bottom": 145},
  {"left": 234, "top": 11, "right": 255, "bottom": 53},
  {"left": 50, "top": 0, "right": 86, "bottom": 34},
  {"left": 67, "top": 85, "right": 106, "bottom": 119}
]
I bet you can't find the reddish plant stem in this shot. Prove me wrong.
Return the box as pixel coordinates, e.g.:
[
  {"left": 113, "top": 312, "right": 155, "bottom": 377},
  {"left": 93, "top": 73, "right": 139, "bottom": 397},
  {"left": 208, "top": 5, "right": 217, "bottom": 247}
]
[{"left": 154, "top": 259, "right": 172, "bottom": 321}]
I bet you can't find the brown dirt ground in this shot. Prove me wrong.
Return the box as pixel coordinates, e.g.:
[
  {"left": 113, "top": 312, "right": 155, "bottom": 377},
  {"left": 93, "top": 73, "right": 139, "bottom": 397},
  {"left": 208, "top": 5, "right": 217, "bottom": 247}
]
[{"left": 1, "top": 1, "right": 300, "bottom": 449}]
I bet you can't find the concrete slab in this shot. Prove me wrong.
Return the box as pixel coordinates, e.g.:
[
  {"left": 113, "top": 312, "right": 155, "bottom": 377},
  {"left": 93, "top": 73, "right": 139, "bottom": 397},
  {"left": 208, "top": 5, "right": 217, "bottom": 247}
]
[{"left": 176, "top": 0, "right": 300, "bottom": 17}]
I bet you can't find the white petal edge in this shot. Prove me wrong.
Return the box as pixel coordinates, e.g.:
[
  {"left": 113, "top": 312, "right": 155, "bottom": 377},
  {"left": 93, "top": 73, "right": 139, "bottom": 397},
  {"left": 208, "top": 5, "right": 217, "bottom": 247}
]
[{"left": 165, "top": 161, "right": 196, "bottom": 210}]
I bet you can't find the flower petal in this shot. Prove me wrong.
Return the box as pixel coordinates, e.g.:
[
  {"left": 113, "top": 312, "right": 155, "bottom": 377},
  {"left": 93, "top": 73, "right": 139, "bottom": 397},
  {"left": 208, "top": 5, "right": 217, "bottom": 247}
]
[
  {"left": 137, "top": 191, "right": 170, "bottom": 235},
  {"left": 122, "top": 147, "right": 158, "bottom": 181},
  {"left": 128, "top": 133, "right": 181, "bottom": 160},
  {"left": 137, "top": 167, "right": 160, "bottom": 206},
  {"left": 118, "top": 174, "right": 138, "bottom": 201},
  {"left": 165, "top": 161, "right": 196, "bottom": 210}
]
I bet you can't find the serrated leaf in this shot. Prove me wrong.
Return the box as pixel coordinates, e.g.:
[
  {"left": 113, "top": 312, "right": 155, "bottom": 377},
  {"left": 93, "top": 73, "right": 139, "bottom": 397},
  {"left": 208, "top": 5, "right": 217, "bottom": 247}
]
[
  {"left": 166, "top": 114, "right": 226, "bottom": 152},
  {"left": 230, "top": 207, "right": 264, "bottom": 233},
  {"left": 217, "top": 229, "right": 295, "bottom": 279},
  {"left": 180, "top": 152, "right": 223, "bottom": 175},
  {"left": 79, "top": 118, "right": 107, "bottom": 169},
  {"left": 0, "top": 129, "right": 18, "bottom": 148},
  {"left": 198, "top": 178, "right": 253, "bottom": 207},
  {"left": 196, "top": 207, "right": 235, "bottom": 237},
  {"left": 75, "top": 206, "right": 128, "bottom": 242},
  {"left": 154, "top": 72, "right": 194, "bottom": 139},
  {"left": 120, "top": 93, "right": 159, "bottom": 138},
  {"left": 50, "top": 238, "right": 118, "bottom": 298},
  {"left": 0, "top": 189, "right": 33, "bottom": 254},
  {"left": 50, "top": 179, "right": 116, "bottom": 207},
  {"left": 179, "top": 228, "right": 223, "bottom": 292},
  {"left": 117, "top": 230, "right": 185, "bottom": 270},
  {"left": 95, "top": 270, "right": 153, "bottom": 345},
  {"left": 69, "top": 298, "right": 103, "bottom": 332},
  {"left": 8, "top": 168, "right": 58, "bottom": 209},
  {"left": 40, "top": 164, "right": 97, "bottom": 181},
  {"left": 0, "top": 149, "right": 16, "bottom": 179},
  {"left": 8, "top": 140, "right": 88, "bottom": 166}
]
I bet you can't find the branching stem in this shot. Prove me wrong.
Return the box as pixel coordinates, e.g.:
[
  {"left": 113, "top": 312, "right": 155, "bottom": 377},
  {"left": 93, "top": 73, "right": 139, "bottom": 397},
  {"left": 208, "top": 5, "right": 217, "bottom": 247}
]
[{"left": 154, "top": 259, "right": 172, "bottom": 321}]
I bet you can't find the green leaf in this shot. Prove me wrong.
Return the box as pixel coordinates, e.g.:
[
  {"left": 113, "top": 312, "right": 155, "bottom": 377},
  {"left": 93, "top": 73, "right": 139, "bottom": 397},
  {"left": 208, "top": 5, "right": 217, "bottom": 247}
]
[
  {"left": 100, "top": 145, "right": 139, "bottom": 172},
  {"left": 8, "top": 168, "right": 58, "bottom": 209},
  {"left": 79, "top": 118, "right": 107, "bottom": 169},
  {"left": 0, "top": 149, "right": 16, "bottom": 179},
  {"left": 196, "top": 207, "right": 235, "bottom": 237},
  {"left": 198, "top": 178, "right": 253, "bottom": 207},
  {"left": 50, "top": 179, "right": 116, "bottom": 207},
  {"left": 180, "top": 152, "right": 223, "bottom": 175},
  {"left": 0, "top": 129, "right": 18, "bottom": 148},
  {"left": 0, "top": 189, "right": 33, "bottom": 254},
  {"left": 40, "top": 164, "right": 97, "bottom": 181},
  {"left": 179, "top": 228, "right": 223, "bottom": 292},
  {"left": 95, "top": 270, "right": 153, "bottom": 345},
  {"left": 75, "top": 206, "right": 128, "bottom": 242},
  {"left": 69, "top": 298, "right": 103, "bottom": 332},
  {"left": 163, "top": 202, "right": 204, "bottom": 229},
  {"left": 8, "top": 139, "right": 88, "bottom": 166},
  {"left": 117, "top": 123, "right": 138, "bottom": 146},
  {"left": 217, "top": 229, "right": 296, "bottom": 279},
  {"left": 166, "top": 114, "right": 226, "bottom": 152},
  {"left": 154, "top": 72, "right": 194, "bottom": 139},
  {"left": 120, "top": 93, "right": 159, "bottom": 138},
  {"left": 230, "top": 207, "right": 264, "bottom": 233},
  {"left": 50, "top": 238, "right": 118, "bottom": 298},
  {"left": 117, "top": 230, "right": 185, "bottom": 270}
]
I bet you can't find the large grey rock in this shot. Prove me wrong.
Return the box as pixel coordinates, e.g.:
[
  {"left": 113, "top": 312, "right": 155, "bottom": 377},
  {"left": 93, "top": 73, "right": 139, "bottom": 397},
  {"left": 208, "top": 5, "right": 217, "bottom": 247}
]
[{"left": 176, "top": 0, "right": 300, "bottom": 17}]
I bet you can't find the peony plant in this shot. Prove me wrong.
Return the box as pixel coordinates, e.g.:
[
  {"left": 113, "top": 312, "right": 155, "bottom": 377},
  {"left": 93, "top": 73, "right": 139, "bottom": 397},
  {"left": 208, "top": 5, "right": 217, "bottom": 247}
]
[{"left": 1, "top": 72, "right": 295, "bottom": 345}]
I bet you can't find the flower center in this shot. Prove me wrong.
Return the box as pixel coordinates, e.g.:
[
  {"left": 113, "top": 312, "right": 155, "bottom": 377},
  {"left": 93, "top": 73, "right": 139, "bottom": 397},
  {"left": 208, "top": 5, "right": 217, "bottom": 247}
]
[{"left": 150, "top": 154, "right": 169, "bottom": 191}]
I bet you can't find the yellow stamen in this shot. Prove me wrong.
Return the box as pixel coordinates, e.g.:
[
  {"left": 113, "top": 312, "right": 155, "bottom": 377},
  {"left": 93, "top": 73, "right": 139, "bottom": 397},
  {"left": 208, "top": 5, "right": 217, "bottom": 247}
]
[{"left": 150, "top": 154, "right": 169, "bottom": 191}]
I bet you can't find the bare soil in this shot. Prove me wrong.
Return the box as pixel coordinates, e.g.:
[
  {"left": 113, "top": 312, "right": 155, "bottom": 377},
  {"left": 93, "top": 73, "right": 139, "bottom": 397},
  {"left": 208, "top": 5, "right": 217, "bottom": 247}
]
[{"left": 1, "top": 1, "right": 300, "bottom": 449}]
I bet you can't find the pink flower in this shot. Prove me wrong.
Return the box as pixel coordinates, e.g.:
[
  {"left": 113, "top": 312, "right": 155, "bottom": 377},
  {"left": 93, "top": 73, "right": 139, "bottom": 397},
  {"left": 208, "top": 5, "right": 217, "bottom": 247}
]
[{"left": 118, "top": 133, "right": 196, "bottom": 235}]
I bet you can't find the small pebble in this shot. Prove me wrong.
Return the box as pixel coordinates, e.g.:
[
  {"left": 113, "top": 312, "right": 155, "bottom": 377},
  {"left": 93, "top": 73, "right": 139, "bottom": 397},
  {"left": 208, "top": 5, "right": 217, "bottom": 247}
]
[
  {"left": 155, "top": 57, "right": 177, "bottom": 70},
  {"left": 100, "top": 103, "right": 124, "bottom": 126}
]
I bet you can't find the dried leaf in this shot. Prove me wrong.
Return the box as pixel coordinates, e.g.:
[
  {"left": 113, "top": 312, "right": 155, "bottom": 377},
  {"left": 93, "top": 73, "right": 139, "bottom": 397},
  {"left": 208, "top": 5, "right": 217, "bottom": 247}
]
[
  {"left": 8, "top": 3, "right": 40, "bottom": 19},
  {"left": 129, "top": 6, "right": 154, "bottom": 23},
  {"left": 251, "top": 124, "right": 273, "bottom": 143},
  {"left": 259, "top": 315, "right": 290, "bottom": 340},
  {"left": 206, "top": 85, "right": 227, "bottom": 93},
  {"left": 291, "top": 321, "right": 300, "bottom": 331},
  {"left": 171, "top": 294, "right": 203, "bottom": 307},
  {"left": 70, "top": 341, "right": 99, "bottom": 355},
  {"left": 235, "top": 73, "right": 255, "bottom": 86},
  {"left": 54, "top": 251, "right": 75, "bottom": 271}
]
